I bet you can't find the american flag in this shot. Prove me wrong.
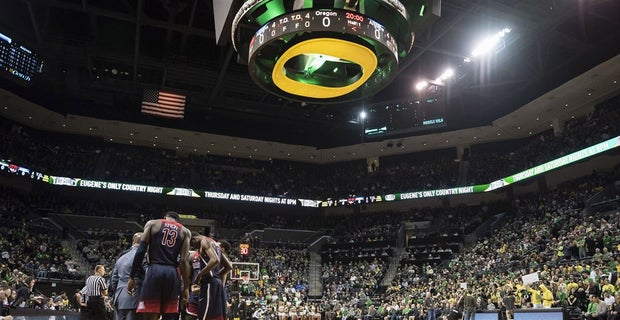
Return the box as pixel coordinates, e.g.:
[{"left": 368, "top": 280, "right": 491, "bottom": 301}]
[{"left": 141, "top": 89, "right": 186, "bottom": 119}]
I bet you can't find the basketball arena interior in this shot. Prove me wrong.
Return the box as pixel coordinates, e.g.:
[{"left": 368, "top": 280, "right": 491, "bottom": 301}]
[{"left": 1, "top": 0, "right": 620, "bottom": 319}]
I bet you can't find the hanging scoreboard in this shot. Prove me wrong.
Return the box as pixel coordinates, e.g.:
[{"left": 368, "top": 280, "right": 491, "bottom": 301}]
[
  {"left": 232, "top": 0, "right": 440, "bottom": 103},
  {"left": 0, "top": 31, "right": 42, "bottom": 85}
]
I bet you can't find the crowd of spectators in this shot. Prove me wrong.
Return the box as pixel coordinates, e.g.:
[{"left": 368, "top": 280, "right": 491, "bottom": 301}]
[
  {"left": 322, "top": 259, "right": 388, "bottom": 300},
  {"left": 0, "top": 187, "right": 83, "bottom": 317},
  {"left": 1, "top": 161, "right": 616, "bottom": 318},
  {"left": 328, "top": 212, "right": 401, "bottom": 245},
  {"left": 467, "top": 95, "right": 620, "bottom": 184},
  {"left": 0, "top": 188, "right": 80, "bottom": 281},
  {"left": 75, "top": 238, "right": 129, "bottom": 274},
  {"left": 373, "top": 149, "right": 459, "bottom": 193},
  {"left": 224, "top": 247, "right": 313, "bottom": 319},
  {"left": 1, "top": 95, "right": 619, "bottom": 201},
  {"left": 0, "top": 166, "right": 617, "bottom": 319},
  {"left": 0, "top": 95, "right": 618, "bottom": 319},
  {"left": 401, "top": 241, "right": 461, "bottom": 268},
  {"left": 376, "top": 169, "right": 620, "bottom": 320}
]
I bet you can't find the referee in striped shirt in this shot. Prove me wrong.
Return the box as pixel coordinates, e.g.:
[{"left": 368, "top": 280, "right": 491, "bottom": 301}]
[{"left": 79, "top": 265, "right": 108, "bottom": 320}]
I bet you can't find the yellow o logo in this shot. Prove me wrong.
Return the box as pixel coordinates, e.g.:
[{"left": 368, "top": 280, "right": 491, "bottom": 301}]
[{"left": 272, "top": 38, "right": 378, "bottom": 99}]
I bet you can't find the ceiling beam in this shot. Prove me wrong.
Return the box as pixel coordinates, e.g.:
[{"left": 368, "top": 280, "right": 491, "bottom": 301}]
[
  {"left": 411, "top": 45, "right": 467, "bottom": 60},
  {"left": 400, "top": 6, "right": 473, "bottom": 71},
  {"left": 485, "top": 1, "right": 586, "bottom": 51},
  {"left": 26, "top": 1, "right": 42, "bottom": 44},
  {"left": 587, "top": 11, "right": 620, "bottom": 27},
  {"left": 465, "top": 77, "right": 532, "bottom": 90},
  {"left": 536, "top": 41, "right": 545, "bottom": 75},
  {"left": 208, "top": 45, "right": 235, "bottom": 105},
  {"left": 132, "top": 0, "right": 143, "bottom": 86},
  {"left": 180, "top": 0, "right": 199, "bottom": 54}
]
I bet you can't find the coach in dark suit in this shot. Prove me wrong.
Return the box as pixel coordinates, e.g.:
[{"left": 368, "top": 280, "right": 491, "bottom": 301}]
[{"left": 110, "top": 233, "right": 143, "bottom": 320}]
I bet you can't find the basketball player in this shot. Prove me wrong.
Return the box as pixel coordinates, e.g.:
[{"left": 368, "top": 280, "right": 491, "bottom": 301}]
[
  {"left": 190, "top": 232, "right": 232, "bottom": 320},
  {"left": 127, "top": 211, "right": 191, "bottom": 320}
]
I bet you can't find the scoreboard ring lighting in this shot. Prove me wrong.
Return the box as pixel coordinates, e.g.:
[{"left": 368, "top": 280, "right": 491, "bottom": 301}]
[{"left": 232, "top": 0, "right": 417, "bottom": 103}]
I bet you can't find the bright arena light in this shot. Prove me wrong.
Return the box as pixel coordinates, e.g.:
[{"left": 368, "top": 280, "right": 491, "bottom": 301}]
[
  {"left": 471, "top": 27, "right": 511, "bottom": 57},
  {"left": 415, "top": 81, "right": 428, "bottom": 90},
  {"left": 439, "top": 68, "right": 454, "bottom": 80}
]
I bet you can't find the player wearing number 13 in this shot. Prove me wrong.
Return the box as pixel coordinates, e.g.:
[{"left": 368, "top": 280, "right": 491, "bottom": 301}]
[{"left": 127, "top": 211, "right": 191, "bottom": 320}]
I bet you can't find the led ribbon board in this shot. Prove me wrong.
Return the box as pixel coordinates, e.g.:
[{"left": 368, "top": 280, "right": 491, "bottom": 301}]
[
  {"left": 4, "top": 136, "right": 618, "bottom": 207},
  {"left": 232, "top": 0, "right": 422, "bottom": 103},
  {"left": 484, "top": 135, "right": 620, "bottom": 192}
]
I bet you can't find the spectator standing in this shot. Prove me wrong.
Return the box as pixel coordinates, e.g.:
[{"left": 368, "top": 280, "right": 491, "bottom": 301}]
[
  {"left": 0, "top": 281, "right": 13, "bottom": 320},
  {"left": 609, "top": 293, "right": 620, "bottom": 320},
  {"left": 502, "top": 290, "right": 515, "bottom": 320},
  {"left": 424, "top": 292, "right": 436, "bottom": 320},
  {"left": 12, "top": 277, "right": 35, "bottom": 308},
  {"left": 463, "top": 289, "right": 476, "bottom": 320}
]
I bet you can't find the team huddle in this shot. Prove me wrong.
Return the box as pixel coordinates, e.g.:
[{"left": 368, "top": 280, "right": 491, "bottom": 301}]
[{"left": 79, "top": 211, "right": 232, "bottom": 320}]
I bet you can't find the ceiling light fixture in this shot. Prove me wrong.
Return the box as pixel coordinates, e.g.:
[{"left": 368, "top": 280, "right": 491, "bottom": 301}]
[
  {"left": 471, "top": 27, "right": 511, "bottom": 58},
  {"left": 415, "top": 81, "right": 428, "bottom": 90}
]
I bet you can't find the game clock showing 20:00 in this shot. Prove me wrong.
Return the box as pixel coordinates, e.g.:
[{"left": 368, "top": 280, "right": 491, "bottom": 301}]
[{"left": 248, "top": 9, "right": 398, "bottom": 61}]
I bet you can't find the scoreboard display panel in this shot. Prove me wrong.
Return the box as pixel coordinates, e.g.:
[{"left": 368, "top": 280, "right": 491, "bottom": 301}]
[
  {"left": 248, "top": 9, "right": 398, "bottom": 61},
  {"left": 364, "top": 86, "right": 447, "bottom": 137},
  {"left": 0, "top": 31, "right": 43, "bottom": 85},
  {"left": 232, "top": 0, "right": 440, "bottom": 103}
]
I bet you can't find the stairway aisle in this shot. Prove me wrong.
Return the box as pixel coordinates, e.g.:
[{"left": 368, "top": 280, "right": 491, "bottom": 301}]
[
  {"left": 381, "top": 247, "right": 403, "bottom": 287},
  {"left": 60, "top": 240, "right": 90, "bottom": 280},
  {"left": 308, "top": 251, "right": 323, "bottom": 297}
]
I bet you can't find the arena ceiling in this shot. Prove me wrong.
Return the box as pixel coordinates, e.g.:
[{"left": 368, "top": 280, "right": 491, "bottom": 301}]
[{"left": 1, "top": 0, "right": 620, "bottom": 152}]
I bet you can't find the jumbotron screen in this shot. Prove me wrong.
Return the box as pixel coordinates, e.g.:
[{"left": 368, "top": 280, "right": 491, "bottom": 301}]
[
  {"left": 0, "top": 31, "right": 43, "bottom": 85},
  {"left": 364, "top": 87, "right": 447, "bottom": 137}
]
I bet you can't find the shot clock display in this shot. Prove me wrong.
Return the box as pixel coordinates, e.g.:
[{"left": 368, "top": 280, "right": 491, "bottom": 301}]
[
  {"left": 239, "top": 243, "right": 250, "bottom": 256},
  {"left": 0, "top": 31, "right": 43, "bottom": 85},
  {"left": 232, "top": 0, "right": 440, "bottom": 103}
]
